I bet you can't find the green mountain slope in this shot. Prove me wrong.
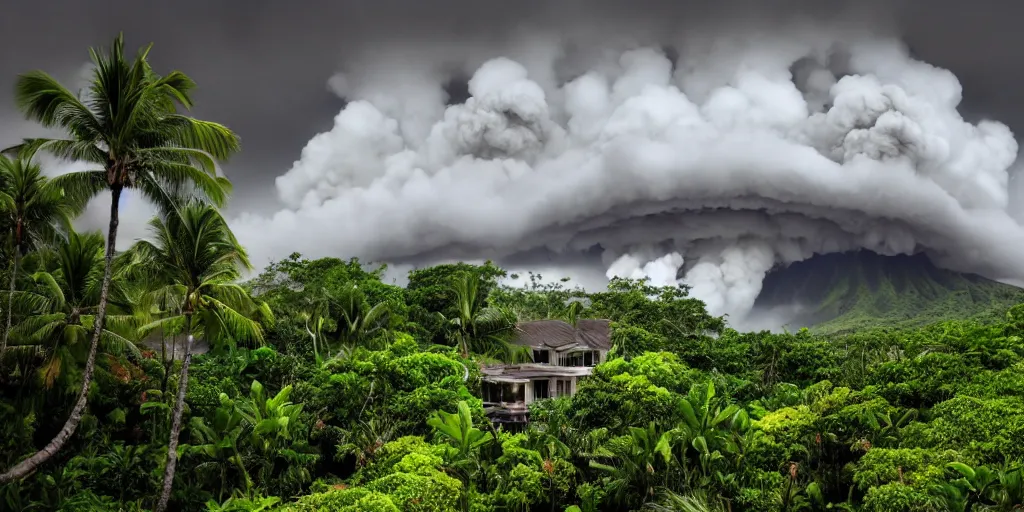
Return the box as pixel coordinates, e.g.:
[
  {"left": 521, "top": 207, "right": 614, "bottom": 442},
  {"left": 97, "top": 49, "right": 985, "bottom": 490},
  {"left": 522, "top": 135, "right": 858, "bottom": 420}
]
[{"left": 753, "top": 250, "right": 1024, "bottom": 333}]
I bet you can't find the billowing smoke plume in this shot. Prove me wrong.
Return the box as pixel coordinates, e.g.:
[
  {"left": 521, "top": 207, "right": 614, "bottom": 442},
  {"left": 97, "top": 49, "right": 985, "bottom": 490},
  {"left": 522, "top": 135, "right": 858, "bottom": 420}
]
[{"left": 231, "top": 9, "right": 1024, "bottom": 321}]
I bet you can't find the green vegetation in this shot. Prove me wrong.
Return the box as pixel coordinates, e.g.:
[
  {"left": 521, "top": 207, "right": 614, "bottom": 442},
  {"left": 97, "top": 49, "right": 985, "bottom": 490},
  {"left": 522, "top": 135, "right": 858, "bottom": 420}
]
[
  {"left": 756, "top": 251, "right": 1024, "bottom": 333},
  {"left": 1, "top": 35, "right": 1024, "bottom": 511}
]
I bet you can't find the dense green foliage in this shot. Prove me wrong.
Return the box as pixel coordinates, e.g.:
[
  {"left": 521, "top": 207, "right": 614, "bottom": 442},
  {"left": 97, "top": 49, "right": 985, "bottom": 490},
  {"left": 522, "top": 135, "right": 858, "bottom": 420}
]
[
  {"left": 4, "top": 248, "right": 1024, "bottom": 510},
  {"left": 2, "top": 34, "right": 1024, "bottom": 512}
]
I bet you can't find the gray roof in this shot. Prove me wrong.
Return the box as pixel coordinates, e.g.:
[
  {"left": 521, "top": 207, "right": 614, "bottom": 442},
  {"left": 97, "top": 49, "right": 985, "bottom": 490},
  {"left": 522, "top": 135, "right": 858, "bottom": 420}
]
[{"left": 512, "top": 319, "right": 611, "bottom": 351}]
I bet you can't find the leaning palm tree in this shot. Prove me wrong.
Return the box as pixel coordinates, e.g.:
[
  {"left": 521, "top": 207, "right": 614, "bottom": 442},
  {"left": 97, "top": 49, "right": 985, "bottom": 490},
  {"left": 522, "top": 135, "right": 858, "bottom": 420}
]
[
  {"left": 5, "top": 229, "right": 139, "bottom": 390},
  {"left": 122, "top": 201, "right": 269, "bottom": 512},
  {"left": 0, "top": 155, "right": 82, "bottom": 360},
  {"left": 0, "top": 34, "right": 239, "bottom": 482}
]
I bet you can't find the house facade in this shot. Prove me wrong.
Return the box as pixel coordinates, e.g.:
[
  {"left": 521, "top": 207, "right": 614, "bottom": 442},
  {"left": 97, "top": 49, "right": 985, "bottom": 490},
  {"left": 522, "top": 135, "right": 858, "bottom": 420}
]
[{"left": 480, "top": 319, "right": 611, "bottom": 426}]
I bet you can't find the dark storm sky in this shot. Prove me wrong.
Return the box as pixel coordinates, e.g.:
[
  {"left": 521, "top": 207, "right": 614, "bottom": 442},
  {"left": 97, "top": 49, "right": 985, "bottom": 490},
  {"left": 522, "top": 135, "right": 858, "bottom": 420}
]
[{"left": 1, "top": 0, "right": 1021, "bottom": 213}]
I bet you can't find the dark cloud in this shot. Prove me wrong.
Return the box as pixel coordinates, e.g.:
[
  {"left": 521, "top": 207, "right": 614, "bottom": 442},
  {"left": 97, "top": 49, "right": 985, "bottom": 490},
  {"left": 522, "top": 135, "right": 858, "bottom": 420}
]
[{"left": 1, "top": 0, "right": 1022, "bottom": 213}]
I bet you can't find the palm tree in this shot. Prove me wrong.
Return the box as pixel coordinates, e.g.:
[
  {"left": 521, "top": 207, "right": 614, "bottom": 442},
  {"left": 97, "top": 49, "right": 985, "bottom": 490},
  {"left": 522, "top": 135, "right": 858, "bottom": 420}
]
[
  {"left": 123, "top": 201, "right": 268, "bottom": 511},
  {"left": 334, "top": 283, "right": 392, "bottom": 352},
  {"left": 5, "top": 229, "right": 139, "bottom": 389},
  {"left": 0, "top": 33, "right": 239, "bottom": 482},
  {"left": 441, "top": 273, "right": 525, "bottom": 361},
  {"left": 0, "top": 155, "right": 81, "bottom": 360}
]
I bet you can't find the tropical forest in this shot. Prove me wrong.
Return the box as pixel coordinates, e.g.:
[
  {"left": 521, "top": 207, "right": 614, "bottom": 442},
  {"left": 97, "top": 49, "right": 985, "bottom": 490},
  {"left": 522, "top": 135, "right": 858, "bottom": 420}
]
[{"left": 3, "top": 35, "right": 1024, "bottom": 512}]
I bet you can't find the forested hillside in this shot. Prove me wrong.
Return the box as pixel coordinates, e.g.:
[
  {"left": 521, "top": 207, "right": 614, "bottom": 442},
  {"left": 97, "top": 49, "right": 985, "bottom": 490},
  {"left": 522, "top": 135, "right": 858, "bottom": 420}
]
[
  {"left": 755, "top": 251, "right": 1024, "bottom": 333},
  {"left": 2, "top": 35, "right": 1024, "bottom": 512}
]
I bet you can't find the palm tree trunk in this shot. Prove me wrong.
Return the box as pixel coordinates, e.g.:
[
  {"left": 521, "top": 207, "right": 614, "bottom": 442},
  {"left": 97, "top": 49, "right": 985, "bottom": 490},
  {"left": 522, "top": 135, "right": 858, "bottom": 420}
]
[
  {"left": 170, "top": 307, "right": 179, "bottom": 362},
  {"left": 1, "top": 250, "right": 20, "bottom": 362},
  {"left": 160, "top": 325, "right": 168, "bottom": 392},
  {"left": 156, "top": 313, "right": 194, "bottom": 512},
  {"left": 0, "top": 187, "right": 121, "bottom": 483}
]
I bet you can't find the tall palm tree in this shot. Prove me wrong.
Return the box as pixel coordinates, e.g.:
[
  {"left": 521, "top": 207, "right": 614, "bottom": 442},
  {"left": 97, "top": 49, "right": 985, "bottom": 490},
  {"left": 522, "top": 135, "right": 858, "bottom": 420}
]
[
  {"left": 0, "top": 34, "right": 240, "bottom": 482},
  {"left": 123, "top": 201, "right": 269, "bottom": 512},
  {"left": 0, "top": 155, "right": 81, "bottom": 360},
  {"left": 5, "top": 229, "right": 139, "bottom": 389},
  {"left": 441, "top": 273, "right": 525, "bottom": 361}
]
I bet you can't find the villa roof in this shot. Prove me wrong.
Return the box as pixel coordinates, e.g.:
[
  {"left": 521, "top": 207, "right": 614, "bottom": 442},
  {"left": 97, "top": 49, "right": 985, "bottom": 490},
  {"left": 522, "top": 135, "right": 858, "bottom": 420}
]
[{"left": 512, "top": 319, "right": 611, "bottom": 351}]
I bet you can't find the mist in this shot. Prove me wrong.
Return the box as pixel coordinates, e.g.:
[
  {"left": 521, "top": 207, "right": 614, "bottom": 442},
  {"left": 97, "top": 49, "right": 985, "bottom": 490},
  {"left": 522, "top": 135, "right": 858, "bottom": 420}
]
[{"left": 226, "top": 2, "right": 1024, "bottom": 324}]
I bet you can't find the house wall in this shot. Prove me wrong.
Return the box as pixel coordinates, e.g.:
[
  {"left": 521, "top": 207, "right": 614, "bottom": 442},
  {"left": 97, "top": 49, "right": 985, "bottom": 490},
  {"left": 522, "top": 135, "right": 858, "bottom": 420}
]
[
  {"left": 523, "top": 375, "right": 581, "bottom": 404},
  {"left": 501, "top": 347, "right": 609, "bottom": 406}
]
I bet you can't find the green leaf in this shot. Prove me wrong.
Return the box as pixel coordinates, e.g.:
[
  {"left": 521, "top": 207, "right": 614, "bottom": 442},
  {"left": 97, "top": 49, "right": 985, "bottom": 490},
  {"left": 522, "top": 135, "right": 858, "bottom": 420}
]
[
  {"left": 255, "top": 418, "right": 279, "bottom": 435},
  {"left": 140, "top": 401, "right": 170, "bottom": 412},
  {"left": 692, "top": 436, "right": 709, "bottom": 455},
  {"left": 711, "top": 404, "right": 740, "bottom": 427},
  {"left": 677, "top": 398, "right": 699, "bottom": 430},
  {"left": 947, "top": 462, "right": 976, "bottom": 481}
]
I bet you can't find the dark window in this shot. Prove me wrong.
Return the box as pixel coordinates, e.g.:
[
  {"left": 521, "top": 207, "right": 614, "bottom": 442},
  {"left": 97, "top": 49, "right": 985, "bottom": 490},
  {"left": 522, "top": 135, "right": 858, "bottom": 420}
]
[
  {"left": 533, "top": 349, "right": 549, "bottom": 364},
  {"left": 556, "top": 380, "right": 565, "bottom": 396},
  {"left": 533, "top": 380, "right": 549, "bottom": 401},
  {"left": 484, "top": 382, "right": 526, "bottom": 403},
  {"left": 583, "top": 351, "right": 594, "bottom": 366}
]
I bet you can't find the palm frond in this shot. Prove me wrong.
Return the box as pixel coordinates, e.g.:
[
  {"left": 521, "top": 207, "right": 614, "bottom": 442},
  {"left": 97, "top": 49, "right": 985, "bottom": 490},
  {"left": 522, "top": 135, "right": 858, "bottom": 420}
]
[
  {"left": 138, "top": 315, "right": 185, "bottom": 339},
  {"left": 139, "top": 283, "right": 188, "bottom": 314},
  {"left": 100, "top": 313, "right": 143, "bottom": 342},
  {"left": 40, "top": 352, "right": 64, "bottom": 389},
  {"left": 16, "top": 138, "right": 106, "bottom": 165},
  {"left": 204, "top": 296, "right": 265, "bottom": 346},
  {"left": 0, "top": 190, "right": 14, "bottom": 210},
  {"left": 6, "top": 290, "right": 54, "bottom": 316},
  {"left": 160, "top": 116, "right": 240, "bottom": 160},
  {"left": 99, "top": 329, "right": 142, "bottom": 358},
  {"left": 48, "top": 170, "right": 107, "bottom": 211},
  {"left": 13, "top": 70, "right": 101, "bottom": 137},
  {"left": 30, "top": 271, "right": 66, "bottom": 310},
  {"left": 137, "top": 160, "right": 229, "bottom": 207}
]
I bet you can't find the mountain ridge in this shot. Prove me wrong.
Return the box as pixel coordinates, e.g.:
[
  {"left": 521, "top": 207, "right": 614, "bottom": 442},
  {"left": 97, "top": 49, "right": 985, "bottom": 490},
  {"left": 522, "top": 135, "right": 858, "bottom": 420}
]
[{"left": 752, "top": 250, "right": 1024, "bottom": 333}]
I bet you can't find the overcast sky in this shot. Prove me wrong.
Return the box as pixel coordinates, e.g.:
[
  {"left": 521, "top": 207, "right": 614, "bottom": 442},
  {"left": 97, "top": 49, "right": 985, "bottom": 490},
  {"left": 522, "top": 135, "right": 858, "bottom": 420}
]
[{"left": 1, "top": 0, "right": 1023, "bottom": 214}]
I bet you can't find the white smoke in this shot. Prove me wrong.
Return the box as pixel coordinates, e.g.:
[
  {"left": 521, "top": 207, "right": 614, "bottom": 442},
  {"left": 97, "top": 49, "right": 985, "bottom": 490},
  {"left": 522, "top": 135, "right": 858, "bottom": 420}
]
[
  {"left": 231, "top": 15, "right": 1024, "bottom": 322},
  {"left": 607, "top": 252, "right": 685, "bottom": 288}
]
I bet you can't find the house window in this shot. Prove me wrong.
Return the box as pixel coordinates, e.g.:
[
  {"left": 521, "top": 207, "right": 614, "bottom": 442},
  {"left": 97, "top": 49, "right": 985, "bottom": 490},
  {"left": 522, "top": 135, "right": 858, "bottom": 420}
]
[
  {"left": 483, "top": 382, "right": 499, "bottom": 403},
  {"left": 533, "top": 349, "right": 549, "bottom": 364},
  {"left": 555, "top": 379, "right": 572, "bottom": 397},
  {"left": 533, "top": 380, "right": 549, "bottom": 400},
  {"left": 483, "top": 382, "right": 525, "bottom": 403},
  {"left": 558, "top": 352, "right": 581, "bottom": 366},
  {"left": 557, "top": 350, "right": 600, "bottom": 367}
]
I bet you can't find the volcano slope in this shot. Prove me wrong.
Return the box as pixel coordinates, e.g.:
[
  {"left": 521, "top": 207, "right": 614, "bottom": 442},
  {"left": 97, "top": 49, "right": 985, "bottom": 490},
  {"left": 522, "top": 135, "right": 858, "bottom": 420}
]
[{"left": 752, "top": 250, "right": 1024, "bottom": 333}]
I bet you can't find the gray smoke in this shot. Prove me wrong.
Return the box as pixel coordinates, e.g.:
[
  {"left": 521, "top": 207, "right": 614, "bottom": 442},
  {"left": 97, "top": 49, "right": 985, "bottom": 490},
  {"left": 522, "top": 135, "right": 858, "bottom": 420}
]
[{"left": 230, "top": 6, "right": 1024, "bottom": 321}]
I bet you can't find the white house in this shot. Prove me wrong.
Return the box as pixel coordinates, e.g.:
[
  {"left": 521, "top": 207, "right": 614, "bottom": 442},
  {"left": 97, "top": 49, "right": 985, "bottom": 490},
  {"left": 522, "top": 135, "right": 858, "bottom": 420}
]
[{"left": 480, "top": 319, "right": 610, "bottom": 426}]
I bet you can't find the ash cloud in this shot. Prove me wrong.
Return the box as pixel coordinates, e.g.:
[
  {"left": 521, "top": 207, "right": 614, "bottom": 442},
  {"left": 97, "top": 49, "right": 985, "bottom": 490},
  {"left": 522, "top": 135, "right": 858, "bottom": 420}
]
[
  {"left": 1, "top": 0, "right": 1017, "bottom": 325},
  {"left": 230, "top": 3, "right": 1024, "bottom": 322}
]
